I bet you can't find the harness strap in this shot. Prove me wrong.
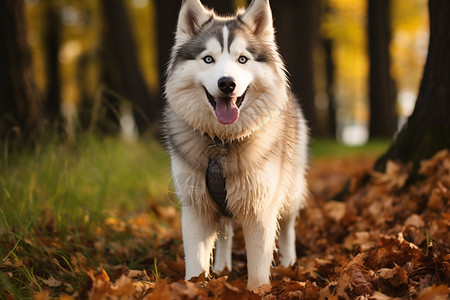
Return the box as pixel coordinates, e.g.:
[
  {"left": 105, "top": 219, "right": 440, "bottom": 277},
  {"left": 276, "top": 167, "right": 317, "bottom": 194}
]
[{"left": 206, "top": 158, "right": 232, "bottom": 218}]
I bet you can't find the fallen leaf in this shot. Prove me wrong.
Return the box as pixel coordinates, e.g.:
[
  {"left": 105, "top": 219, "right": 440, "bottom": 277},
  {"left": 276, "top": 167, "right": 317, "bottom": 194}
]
[
  {"left": 417, "top": 284, "right": 450, "bottom": 300},
  {"left": 369, "top": 291, "right": 400, "bottom": 300},
  {"left": 145, "top": 279, "right": 171, "bottom": 300},
  {"left": 41, "top": 276, "right": 63, "bottom": 287},
  {"left": 324, "top": 201, "right": 347, "bottom": 222},
  {"left": 33, "top": 291, "right": 50, "bottom": 300},
  {"left": 343, "top": 231, "right": 376, "bottom": 251},
  {"left": 251, "top": 283, "right": 271, "bottom": 296},
  {"left": 378, "top": 263, "right": 408, "bottom": 288},
  {"left": 222, "top": 282, "right": 246, "bottom": 300},
  {"left": 171, "top": 281, "right": 208, "bottom": 299}
]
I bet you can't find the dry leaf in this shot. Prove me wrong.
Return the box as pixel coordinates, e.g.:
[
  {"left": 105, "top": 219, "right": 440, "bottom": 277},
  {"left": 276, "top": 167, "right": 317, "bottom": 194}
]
[
  {"left": 145, "top": 279, "right": 171, "bottom": 300},
  {"left": 19, "top": 152, "right": 450, "bottom": 299},
  {"left": 33, "top": 291, "right": 50, "bottom": 300},
  {"left": 378, "top": 264, "right": 408, "bottom": 288},
  {"left": 222, "top": 282, "right": 246, "bottom": 299},
  {"left": 417, "top": 284, "right": 450, "bottom": 300},
  {"left": 324, "top": 201, "right": 347, "bottom": 222},
  {"left": 41, "top": 276, "right": 62, "bottom": 287}
]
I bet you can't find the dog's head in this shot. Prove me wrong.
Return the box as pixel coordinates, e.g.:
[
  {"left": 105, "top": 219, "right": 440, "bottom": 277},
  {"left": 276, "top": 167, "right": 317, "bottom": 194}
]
[{"left": 165, "top": 0, "right": 289, "bottom": 140}]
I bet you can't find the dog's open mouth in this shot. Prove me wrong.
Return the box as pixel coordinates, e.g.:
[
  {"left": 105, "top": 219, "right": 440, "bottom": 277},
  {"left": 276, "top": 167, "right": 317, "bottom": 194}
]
[{"left": 204, "top": 87, "right": 246, "bottom": 125}]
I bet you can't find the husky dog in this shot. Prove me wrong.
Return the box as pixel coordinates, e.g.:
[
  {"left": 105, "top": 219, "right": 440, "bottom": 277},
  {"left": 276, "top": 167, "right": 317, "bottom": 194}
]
[{"left": 163, "top": 0, "right": 308, "bottom": 290}]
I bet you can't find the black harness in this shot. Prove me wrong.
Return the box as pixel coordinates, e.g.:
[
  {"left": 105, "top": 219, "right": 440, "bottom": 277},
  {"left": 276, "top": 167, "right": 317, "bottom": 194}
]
[{"left": 205, "top": 137, "right": 233, "bottom": 218}]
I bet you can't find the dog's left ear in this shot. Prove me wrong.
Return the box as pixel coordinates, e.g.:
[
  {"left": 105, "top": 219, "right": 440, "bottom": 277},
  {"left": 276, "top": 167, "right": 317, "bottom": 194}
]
[
  {"left": 176, "top": 0, "right": 213, "bottom": 43},
  {"left": 241, "top": 0, "right": 274, "bottom": 41}
]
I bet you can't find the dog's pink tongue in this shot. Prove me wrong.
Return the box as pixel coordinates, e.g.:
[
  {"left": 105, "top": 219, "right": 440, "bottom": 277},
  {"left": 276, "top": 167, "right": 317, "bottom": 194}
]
[{"left": 215, "top": 97, "right": 239, "bottom": 124}]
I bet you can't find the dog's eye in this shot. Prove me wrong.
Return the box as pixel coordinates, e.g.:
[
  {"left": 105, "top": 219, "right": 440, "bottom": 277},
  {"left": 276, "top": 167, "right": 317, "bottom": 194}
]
[
  {"left": 238, "top": 56, "right": 248, "bottom": 64},
  {"left": 203, "top": 56, "right": 214, "bottom": 64}
]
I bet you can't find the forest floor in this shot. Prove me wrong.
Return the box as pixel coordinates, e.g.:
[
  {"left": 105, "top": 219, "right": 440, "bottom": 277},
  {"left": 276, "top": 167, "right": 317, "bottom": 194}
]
[{"left": 1, "top": 138, "right": 449, "bottom": 299}]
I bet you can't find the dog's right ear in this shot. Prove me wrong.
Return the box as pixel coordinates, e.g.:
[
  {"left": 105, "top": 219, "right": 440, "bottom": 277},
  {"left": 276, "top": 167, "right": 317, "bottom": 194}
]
[{"left": 176, "top": 0, "right": 212, "bottom": 43}]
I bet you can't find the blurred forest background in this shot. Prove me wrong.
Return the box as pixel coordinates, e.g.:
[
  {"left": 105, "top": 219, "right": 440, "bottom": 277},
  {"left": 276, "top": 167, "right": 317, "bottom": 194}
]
[
  {"left": 2, "top": 1, "right": 450, "bottom": 298},
  {"left": 1, "top": 0, "right": 429, "bottom": 146}
]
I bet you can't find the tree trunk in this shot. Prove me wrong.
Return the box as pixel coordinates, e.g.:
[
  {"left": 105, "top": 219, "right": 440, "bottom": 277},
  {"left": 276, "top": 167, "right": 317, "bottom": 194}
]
[
  {"left": 43, "top": 2, "right": 62, "bottom": 124},
  {"left": 77, "top": 51, "right": 95, "bottom": 131},
  {"left": 100, "top": 0, "right": 154, "bottom": 134},
  {"left": 368, "top": 0, "right": 397, "bottom": 138},
  {"left": 0, "top": 0, "right": 43, "bottom": 143},
  {"left": 272, "top": 0, "right": 321, "bottom": 136},
  {"left": 375, "top": 0, "right": 450, "bottom": 177},
  {"left": 155, "top": 0, "right": 180, "bottom": 115},
  {"left": 322, "top": 37, "right": 337, "bottom": 138}
]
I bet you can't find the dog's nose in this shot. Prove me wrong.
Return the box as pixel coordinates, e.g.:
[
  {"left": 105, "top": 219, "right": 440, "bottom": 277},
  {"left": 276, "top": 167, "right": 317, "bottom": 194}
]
[{"left": 218, "top": 77, "right": 236, "bottom": 94}]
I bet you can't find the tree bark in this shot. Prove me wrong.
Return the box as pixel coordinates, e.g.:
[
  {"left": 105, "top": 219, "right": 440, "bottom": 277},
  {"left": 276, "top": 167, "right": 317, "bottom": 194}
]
[
  {"left": 368, "top": 0, "right": 397, "bottom": 138},
  {"left": 322, "top": 37, "right": 337, "bottom": 137},
  {"left": 0, "top": 0, "right": 43, "bottom": 143},
  {"left": 77, "top": 51, "right": 95, "bottom": 131},
  {"left": 155, "top": 0, "right": 180, "bottom": 114},
  {"left": 375, "top": 0, "right": 450, "bottom": 177},
  {"left": 100, "top": 0, "right": 154, "bottom": 134},
  {"left": 43, "top": 2, "right": 62, "bottom": 123},
  {"left": 272, "top": 0, "right": 321, "bottom": 136}
]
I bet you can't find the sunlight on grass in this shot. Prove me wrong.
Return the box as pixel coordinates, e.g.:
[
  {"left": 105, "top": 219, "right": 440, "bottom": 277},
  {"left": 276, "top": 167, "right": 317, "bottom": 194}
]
[
  {"left": 1, "top": 135, "right": 171, "bottom": 232},
  {"left": 310, "top": 138, "right": 390, "bottom": 159}
]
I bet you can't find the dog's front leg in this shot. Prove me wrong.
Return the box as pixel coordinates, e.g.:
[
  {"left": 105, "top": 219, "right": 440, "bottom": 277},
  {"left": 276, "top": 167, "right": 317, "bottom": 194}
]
[
  {"left": 242, "top": 212, "right": 278, "bottom": 290},
  {"left": 182, "top": 206, "right": 217, "bottom": 280}
]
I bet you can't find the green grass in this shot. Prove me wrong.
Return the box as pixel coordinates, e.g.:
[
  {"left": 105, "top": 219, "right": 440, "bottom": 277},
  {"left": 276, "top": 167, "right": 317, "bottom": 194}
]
[
  {"left": 2, "top": 134, "right": 170, "bottom": 229},
  {"left": 0, "top": 135, "right": 390, "bottom": 298},
  {"left": 0, "top": 134, "right": 171, "bottom": 299},
  {"left": 310, "top": 138, "right": 390, "bottom": 159}
]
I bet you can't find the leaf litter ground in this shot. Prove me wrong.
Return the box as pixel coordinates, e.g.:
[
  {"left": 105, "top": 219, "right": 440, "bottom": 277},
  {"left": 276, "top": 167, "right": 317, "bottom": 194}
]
[{"left": 3, "top": 151, "right": 450, "bottom": 299}]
